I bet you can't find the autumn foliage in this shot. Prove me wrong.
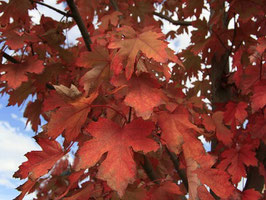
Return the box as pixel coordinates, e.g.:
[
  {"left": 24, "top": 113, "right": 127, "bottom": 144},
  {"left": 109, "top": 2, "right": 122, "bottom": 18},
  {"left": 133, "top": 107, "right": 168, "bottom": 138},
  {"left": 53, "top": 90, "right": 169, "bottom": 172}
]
[{"left": 0, "top": 0, "right": 265, "bottom": 199}]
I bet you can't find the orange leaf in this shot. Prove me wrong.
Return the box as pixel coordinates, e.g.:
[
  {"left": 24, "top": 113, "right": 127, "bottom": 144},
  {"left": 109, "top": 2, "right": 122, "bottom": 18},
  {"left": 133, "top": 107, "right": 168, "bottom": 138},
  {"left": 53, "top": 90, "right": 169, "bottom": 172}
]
[
  {"left": 76, "top": 118, "right": 159, "bottom": 197},
  {"left": 46, "top": 92, "right": 98, "bottom": 142},
  {"left": 108, "top": 26, "right": 170, "bottom": 79},
  {"left": 13, "top": 137, "right": 64, "bottom": 180},
  {"left": 124, "top": 74, "right": 165, "bottom": 120},
  {"left": 80, "top": 64, "right": 110, "bottom": 94},
  {"left": 158, "top": 111, "right": 202, "bottom": 154}
]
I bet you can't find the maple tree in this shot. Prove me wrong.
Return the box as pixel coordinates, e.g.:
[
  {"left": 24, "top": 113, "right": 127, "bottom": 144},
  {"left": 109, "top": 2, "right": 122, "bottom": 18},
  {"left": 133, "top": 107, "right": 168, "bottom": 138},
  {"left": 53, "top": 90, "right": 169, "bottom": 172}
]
[{"left": 0, "top": 0, "right": 265, "bottom": 199}]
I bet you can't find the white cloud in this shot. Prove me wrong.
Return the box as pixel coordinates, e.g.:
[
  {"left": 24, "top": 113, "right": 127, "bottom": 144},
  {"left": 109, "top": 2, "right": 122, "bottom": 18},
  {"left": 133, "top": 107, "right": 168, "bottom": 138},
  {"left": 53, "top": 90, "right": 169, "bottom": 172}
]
[
  {"left": 10, "top": 113, "right": 18, "bottom": 119},
  {"left": 0, "top": 121, "right": 40, "bottom": 189},
  {"left": 0, "top": 178, "right": 15, "bottom": 188}
]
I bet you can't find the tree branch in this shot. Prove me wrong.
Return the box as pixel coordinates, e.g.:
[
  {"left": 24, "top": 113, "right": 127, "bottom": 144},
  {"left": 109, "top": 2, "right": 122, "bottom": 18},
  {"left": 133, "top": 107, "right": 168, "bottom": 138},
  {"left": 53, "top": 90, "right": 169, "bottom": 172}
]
[
  {"left": 153, "top": 12, "right": 192, "bottom": 26},
  {"left": 109, "top": 0, "right": 119, "bottom": 11},
  {"left": 30, "top": 0, "right": 72, "bottom": 17},
  {"left": 165, "top": 147, "right": 188, "bottom": 192},
  {"left": 66, "top": 0, "right": 92, "bottom": 51},
  {"left": 1, "top": 51, "right": 19, "bottom": 63},
  {"left": 141, "top": 154, "right": 160, "bottom": 184}
]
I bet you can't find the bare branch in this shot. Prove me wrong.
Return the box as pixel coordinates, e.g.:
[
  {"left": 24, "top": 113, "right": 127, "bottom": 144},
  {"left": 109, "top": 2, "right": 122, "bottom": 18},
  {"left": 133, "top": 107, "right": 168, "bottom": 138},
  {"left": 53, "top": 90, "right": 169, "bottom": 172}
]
[
  {"left": 153, "top": 12, "right": 192, "bottom": 26},
  {"left": 30, "top": 0, "right": 72, "bottom": 17},
  {"left": 66, "top": 0, "right": 92, "bottom": 51}
]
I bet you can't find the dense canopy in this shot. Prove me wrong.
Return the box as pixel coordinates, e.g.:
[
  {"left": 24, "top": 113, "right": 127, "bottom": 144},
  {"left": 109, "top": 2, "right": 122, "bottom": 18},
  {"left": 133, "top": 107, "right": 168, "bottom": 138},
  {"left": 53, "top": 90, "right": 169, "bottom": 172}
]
[{"left": 0, "top": 0, "right": 265, "bottom": 199}]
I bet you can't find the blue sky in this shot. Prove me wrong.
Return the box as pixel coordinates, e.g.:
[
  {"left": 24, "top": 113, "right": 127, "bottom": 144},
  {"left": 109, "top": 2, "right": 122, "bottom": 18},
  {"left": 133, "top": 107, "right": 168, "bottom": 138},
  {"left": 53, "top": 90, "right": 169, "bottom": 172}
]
[{"left": 0, "top": 94, "right": 40, "bottom": 200}]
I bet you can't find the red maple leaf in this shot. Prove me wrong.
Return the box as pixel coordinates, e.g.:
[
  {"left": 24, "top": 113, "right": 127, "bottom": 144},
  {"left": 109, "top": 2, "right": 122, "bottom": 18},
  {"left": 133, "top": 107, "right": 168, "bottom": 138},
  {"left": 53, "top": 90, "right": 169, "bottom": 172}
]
[
  {"left": 14, "top": 179, "right": 35, "bottom": 200},
  {"left": 23, "top": 99, "right": 42, "bottom": 132},
  {"left": 224, "top": 101, "right": 248, "bottom": 125},
  {"left": 195, "top": 168, "right": 235, "bottom": 199},
  {"left": 124, "top": 74, "right": 166, "bottom": 120},
  {"left": 251, "top": 81, "right": 266, "bottom": 112},
  {"left": 212, "top": 111, "right": 233, "bottom": 146},
  {"left": 108, "top": 26, "right": 175, "bottom": 79},
  {"left": 242, "top": 189, "right": 262, "bottom": 200},
  {"left": 197, "top": 185, "right": 215, "bottom": 200},
  {"left": 147, "top": 181, "right": 182, "bottom": 200},
  {"left": 217, "top": 144, "right": 257, "bottom": 184},
  {"left": 1, "top": 0, "right": 265, "bottom": 199},
  {"left": 0, "top": 56, "right": 44, "bottom": 88},
  {"left": 46, "top": 91, "right": 98, "bottom": 142},
  {"left": 75, "top": 118, "right": 159, "bottom": 197},
  {"left": 99, "top": 11, "right": 122, "bottom": 32},
  {"left": 76, "top": 45, "right": 110, "bottom": 68},
  {"left": 0, "top": 0, "right": 32, "bottom": 25},
  {"left": 13, "top": 137, "right": 64, "bottom": 180},
  {"left": 158, "top": 111, "right": 202, "bottom": 154},
  {"left": 158, "top": 111, "right": 216, "bottom": 198}
]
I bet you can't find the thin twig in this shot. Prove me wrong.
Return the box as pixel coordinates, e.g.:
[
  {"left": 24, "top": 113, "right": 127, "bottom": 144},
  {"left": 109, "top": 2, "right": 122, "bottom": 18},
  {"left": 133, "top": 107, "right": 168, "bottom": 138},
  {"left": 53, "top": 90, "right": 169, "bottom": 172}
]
[
  {"left": 30, "top": 43, "right": 35, "bottom": 56},
  {"left": 30, "top": 0, "right": 72, "bottom": 17},
  {"left": 109, "top": 0, "right": 192, "bottom": 26},
  {"left": 153, "top": 12, "right": 192, "bottom": 26},
  {"left": 66, "top": 0, "right": 92, "bottom": 51},
  {"left": 1, "top": 51, "right": 19, "bottom": 63}
]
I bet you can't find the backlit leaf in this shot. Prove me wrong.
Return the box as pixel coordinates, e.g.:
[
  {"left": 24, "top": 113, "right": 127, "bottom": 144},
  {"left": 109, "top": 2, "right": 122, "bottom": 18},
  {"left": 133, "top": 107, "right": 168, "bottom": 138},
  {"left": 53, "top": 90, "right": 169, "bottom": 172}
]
[{"left": 76, "top": 118, "right": 159, "bottom": 197}]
